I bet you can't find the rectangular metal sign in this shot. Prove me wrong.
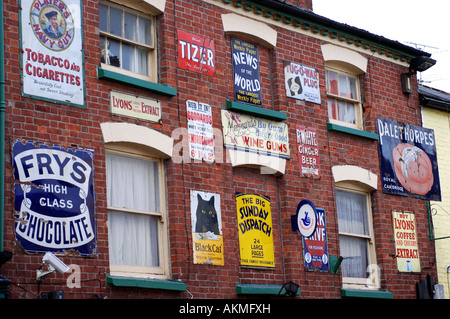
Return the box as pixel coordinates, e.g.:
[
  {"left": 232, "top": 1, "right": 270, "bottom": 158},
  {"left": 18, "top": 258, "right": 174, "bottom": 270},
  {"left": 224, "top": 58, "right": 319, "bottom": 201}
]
[
  {"left": 177, "top": 29, "right": 215, "bottom": 76},
  {"left": 13, "top": 140, "right": 96, "bottom": 255},
  {"left": 284, "top": 60, "right": 321, "bottom": 104},
  {"left": 110, "top": 91, "right": 161, "bottom": 122}
]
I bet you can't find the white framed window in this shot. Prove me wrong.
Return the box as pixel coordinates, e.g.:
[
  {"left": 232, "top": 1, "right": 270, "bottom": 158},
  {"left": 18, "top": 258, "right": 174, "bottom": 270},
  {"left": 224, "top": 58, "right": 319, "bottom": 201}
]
[
  {"left": 99, "top": 1, "right": 157, "bottom": 81},
  {"left": 106, "top": 149, "right": 169, "bottom": 279},
  {"left": 325, "top": 68, "right": 362, "bottom": 130},
  {"left": 335, "top": 185, "right": 379, "bottom": 289}
]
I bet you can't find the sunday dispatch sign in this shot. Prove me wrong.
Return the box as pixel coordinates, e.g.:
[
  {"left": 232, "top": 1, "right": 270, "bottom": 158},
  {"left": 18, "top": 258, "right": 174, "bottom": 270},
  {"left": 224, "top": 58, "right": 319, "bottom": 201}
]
[{"left": 13, "top": 140, "right": 96, "bottom": 255}]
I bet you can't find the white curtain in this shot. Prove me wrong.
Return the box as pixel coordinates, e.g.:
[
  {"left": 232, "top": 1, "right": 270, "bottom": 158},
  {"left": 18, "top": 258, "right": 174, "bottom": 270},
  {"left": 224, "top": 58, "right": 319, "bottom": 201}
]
[
  {"left": 336, "top": 190, "right": 369, "bottom": 278},
  {"left": 106, "top": 153, "right": 160, "bottom": 267}
]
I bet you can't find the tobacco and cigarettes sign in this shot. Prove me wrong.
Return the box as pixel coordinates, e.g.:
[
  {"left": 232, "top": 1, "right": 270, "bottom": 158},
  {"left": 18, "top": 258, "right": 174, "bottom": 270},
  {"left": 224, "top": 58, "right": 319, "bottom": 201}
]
[
  {"left": 392, "top": 211, "right": 420, "bottom": 272},
  {"left": 21, "top": 0, "right": 85, "bottom": 106},
  {"left": 236, "top": 192, "right": 275, "bottom": 270},
  {"left": 13, "top": 140, "right": 96, "bottom": 255}
]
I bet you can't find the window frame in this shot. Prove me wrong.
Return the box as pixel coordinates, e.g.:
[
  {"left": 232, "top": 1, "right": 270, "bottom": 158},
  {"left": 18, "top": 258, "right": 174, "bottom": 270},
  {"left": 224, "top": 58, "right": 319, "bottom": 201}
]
[
  {"left": 99, "top": 1, "right": 157, "bottom": 82},
  {"left": 106, "top": 145, "right": 169, "bottom": 280},
  {"left": 325, "top": 66, "right": 363, "bottom": 130},
  {"left": 335, "top": 182, "right": 379, "bottom": 290}
]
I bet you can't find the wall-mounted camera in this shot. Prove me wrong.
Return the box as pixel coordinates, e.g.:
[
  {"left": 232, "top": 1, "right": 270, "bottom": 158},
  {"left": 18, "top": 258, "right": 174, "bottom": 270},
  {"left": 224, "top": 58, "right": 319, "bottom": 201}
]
[{"left": 36, "top": 252, "right": 70, "bottom": 280}]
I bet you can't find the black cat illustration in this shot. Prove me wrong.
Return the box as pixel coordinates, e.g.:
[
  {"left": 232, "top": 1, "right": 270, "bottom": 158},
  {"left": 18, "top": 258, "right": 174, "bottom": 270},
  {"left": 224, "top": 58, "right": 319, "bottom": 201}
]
[{"left": 195, "top": 194, "right": 220, "bottom": 235}]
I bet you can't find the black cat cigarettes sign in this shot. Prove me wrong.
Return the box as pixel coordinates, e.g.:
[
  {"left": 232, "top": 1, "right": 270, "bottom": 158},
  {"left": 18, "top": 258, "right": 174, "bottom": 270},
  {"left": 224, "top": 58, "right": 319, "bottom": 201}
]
[{"left": 190, "top": 190, "right": 224, "bottom": 266}]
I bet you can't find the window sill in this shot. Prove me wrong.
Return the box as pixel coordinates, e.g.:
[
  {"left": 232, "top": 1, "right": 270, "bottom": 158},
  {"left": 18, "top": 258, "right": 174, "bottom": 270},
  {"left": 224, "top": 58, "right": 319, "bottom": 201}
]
[
  {"left": 327, "top": 121, "right": 378, "bottom": 140},
  {"left": 226, "top": 100, "right": 287, "bottom": 121},
  {"left": 106, "top": 275, "right": 186, "bottom": 292},
  {"left": 340, "top": 288, "right": 394, "bottom": 299},
  {"left": 97, "top": 67, "right": 177, "bottom": 97},
  {"left": 236, "top": 284, "right": 300, "bottom": 296}
]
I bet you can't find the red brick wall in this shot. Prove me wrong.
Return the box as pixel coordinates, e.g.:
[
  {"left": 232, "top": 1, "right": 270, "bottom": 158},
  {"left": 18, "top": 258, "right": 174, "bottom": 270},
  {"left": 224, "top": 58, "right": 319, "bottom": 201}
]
[{"left": 1, "top": 0, "right": 436, "bottom": 299}]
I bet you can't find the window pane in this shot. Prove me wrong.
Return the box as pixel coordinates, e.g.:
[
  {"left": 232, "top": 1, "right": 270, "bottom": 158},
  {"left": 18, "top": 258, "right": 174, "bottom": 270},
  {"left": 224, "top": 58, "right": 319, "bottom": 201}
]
[
  {"left": 106, "top": 38, "right": 121, "bottom": 67},
  {"left": 109, "top": 7, "right": 122, "bottom": 37},
  {"left": 347, "top": 103, "right": 355, "bottom": 124},
  {"left": 106, "top": 153, "right": 160, "bottom": 212},
  {"left": 137, "top": 46, "right": 149, "bottom": 76},
  {"left": 124, "top": 12, "right": 137, "bottom": 42},
  {"left": 327, "top": 98, "right": 337, "bottom": 120},
  {"left": 122, "top": 42, "right": 136, "bottom": 73},
  {"left": 337, "top": 100, "right": 346, "bottom": 122},
  {"left": 108, "top": 210, "right": 160, "bottom": 267},
  {"left": 349, "top": 77, "right": 357, "bottom": 100},
  {"left": 328, "top": 71, "right": 338, "bottom": 95},
  {"left": 99, "top": 4, "right": 108, "bottom": 32},
  {"left": 340, "top": 235, "right": 368, "bottom": 278},
  {"left": 336, "top": 190, "right": 369, "bottom": 236},
  {"left": 139, "top": 17, "right": 152, "bottom": 45},
  {"left": 338, "top": 74, "right": 348, "bottom": 97},
  {"left": 100, "top": 36, "right": 106, "bottom": 63}
]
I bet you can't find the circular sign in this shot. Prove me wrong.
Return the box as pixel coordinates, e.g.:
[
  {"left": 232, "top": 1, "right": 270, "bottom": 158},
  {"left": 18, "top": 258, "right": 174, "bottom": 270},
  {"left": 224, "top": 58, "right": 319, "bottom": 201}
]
[
  {"left": 30, "top": 0, "right": 75, "bottom": 51},
  {"left": 295, "top": 200, "right": 318, "bottom": 238}
]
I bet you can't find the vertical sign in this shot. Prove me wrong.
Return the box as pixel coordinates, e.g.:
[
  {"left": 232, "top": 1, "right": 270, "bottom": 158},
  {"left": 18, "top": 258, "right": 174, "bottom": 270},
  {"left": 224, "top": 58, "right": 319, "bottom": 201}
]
[
  {"left": 284, "top": 61, "right": 321, "bottom": 104},
  {"left": 302, "top": 208, "right": 329, "bottom": 271},
  {"left": 177, "top": 29, "right": 215, "bottom": 76},
  {"left": 13, "top": 140, "right": 96, "bottom": 255},
  {"left": 186, "top": 100, "right": 214, "bottom": 162},
  {"left": 236, "top": 192, "right": 275, "bottom": 269},
  {"left": 296, "top": 126, "right": 320, "bottom": 178},
  {"left": 392, "top": 211, "right": 420, "bottom": 272},
  {"left": 190, "top": 191, "right": 223, "bottom": 266},
  {"left": 21, "top": 0, "right": 85, "bottom": 106},
  {"left": 376, "top": 118, "right": 441, "bottom": 200},
  {"left": 231, "top": 38, "right": 261, "bottom": 106}
]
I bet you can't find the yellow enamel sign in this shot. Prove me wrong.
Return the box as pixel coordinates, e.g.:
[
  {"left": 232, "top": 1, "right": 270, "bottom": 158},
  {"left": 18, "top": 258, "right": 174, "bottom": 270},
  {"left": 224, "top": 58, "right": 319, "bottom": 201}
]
[{"left": 236, "top": 192, "right": 275, "bottom": 269}]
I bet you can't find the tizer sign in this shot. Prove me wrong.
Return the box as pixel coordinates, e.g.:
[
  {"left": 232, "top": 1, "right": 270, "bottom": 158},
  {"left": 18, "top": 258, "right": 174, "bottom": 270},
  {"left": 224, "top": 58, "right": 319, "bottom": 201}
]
[
  {"left": 177, "top": 29, "right": 215, "bottom": 76},
  {"left": 13, "top": 140, "right": 97, "bottom": 256}
]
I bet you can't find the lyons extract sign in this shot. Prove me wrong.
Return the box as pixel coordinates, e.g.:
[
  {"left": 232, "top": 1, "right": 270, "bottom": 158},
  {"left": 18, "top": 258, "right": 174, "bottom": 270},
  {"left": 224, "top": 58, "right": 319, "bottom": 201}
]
[
  {"left": 13, "top": 140, "right": 96, "bottom": 255},
  {"left": 236, "top": 192, "right": 275, "bottom": 270},
  {"left": 376, "top": 118, "right": 441, "bottom": 200},
  {"left": 231, "top": 38, "right": 261, "bottom": 105},
  {"left": 190, "top": 190, "right": 223, "bottom": 266},
  {"left": 392, "top": 211, "right": 420, "bottom": 272},
  {"left": 21, "top": 0, "right": 85, "bottom": 106}
]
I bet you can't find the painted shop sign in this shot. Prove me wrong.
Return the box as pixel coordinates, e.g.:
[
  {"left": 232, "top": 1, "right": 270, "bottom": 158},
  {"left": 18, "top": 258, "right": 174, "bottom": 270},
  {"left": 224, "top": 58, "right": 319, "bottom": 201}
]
[
  {"left": 296, "top": 126, "right": 320, "bottom": 178},
  {"left": 20, "top": 0, "right": 85, "bottom": 107},
  {"left": 190, "top": 190, "right": 223, "bottom": 266},
  {"left": 13, "top": 140, "right": 96, "bottom": 255},
  {"left": 231, "top": 38, "right": 261, "bottom": 106},
  {"left": 392, "top": 210, "right": 420, "bottom": 272},
  {"left": 376, "top": 118, "right": 441, "bottom": 200},
  {"left": 187, "top": 100, "right": 214, "bottom": 162},
  {"left": 177, "top": 29, "right": 215, "bottom": 76},
  {"left": 236, "top": 192, "right": 275, "bottom": 270},
  {"left": 110, "top": 91, "right": 161, "bottom": 122},
  {"left": 303, "top": 208, "right": 329, "bottom": 272},
  {"left": 284, "top": 61, "right": 321, "bottom": 104},
  {"left": 221, "top": 109, "right": 290, "bottom": 159}
]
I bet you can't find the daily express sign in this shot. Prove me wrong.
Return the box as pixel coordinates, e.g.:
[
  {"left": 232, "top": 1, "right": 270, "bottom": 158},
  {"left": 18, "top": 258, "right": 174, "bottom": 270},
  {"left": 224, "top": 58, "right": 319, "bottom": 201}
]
[{"left": 13, "top": 140, "right": 96, "bottom": 255}]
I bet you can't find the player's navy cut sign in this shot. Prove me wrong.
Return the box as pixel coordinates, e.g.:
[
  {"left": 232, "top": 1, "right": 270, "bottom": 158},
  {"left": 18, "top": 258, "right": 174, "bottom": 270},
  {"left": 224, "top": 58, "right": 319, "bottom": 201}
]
[{"left": 13, "top": 140, "right": 96, "bottom": 255}]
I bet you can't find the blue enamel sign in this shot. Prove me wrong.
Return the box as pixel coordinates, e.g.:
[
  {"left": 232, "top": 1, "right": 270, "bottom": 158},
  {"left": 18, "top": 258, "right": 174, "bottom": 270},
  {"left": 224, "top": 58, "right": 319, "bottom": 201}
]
[
  {"left": 376, "top": 118, "right": 441, "bottom": 201},
  {"left": 231, "top": 38, "right": 262, "bottom": 106},
  {"left": 302, "top": 208, "right": 329, "bottom": 272},
  {"left": 13, "top": 140, "right": 96, "bottom": 255}
]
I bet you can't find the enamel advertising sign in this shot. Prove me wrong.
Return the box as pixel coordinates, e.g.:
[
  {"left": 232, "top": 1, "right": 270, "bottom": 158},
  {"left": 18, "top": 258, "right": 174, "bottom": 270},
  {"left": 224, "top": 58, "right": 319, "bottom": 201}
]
[
  {"left": 221, "top": 109, "right": 290, "bottom": 159},
  {"left": 231, "top": 38, "right": 261, "bottom": 106},
  {"left": 177, "top": 30, "right": 215, "bottom": 76},
  {"left": 110, "top": 91, "right": 161, "bottom": 122},
  {"left": 13, "top": 140, "right": 96, "bottom": 255},
  {"left": 190, "top": 190, "right": 224, "bottom": 266},
  {"left": 296, "top": 126, "right": 320, "bottom": 178},
  {"left": 187, "top": 100, "right": 214, "bottom": 162},
  {"left": 284, "top": 61, "right": 321, "bottom": 104},
  {"left": 236, "top": 192, "right": 275, "bottom": 270},
  {"left": 376, "top": 118, "right": 441, "bottom": 201},
  {"left": 302, "top": 208, "right": 329, "bottom": 272},
  {"left": 21, "top": 0, "right": 85, "bottom": 106},
  {"left": 392, "top": 211, "right": 420, "bottom": 272}
]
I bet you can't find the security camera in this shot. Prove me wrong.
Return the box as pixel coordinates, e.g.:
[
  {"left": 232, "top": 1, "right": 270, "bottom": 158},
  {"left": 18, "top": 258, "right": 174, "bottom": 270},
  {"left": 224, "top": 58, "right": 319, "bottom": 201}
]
[{"left": 36, "top": 252, "right": 70, "bottom": 280}]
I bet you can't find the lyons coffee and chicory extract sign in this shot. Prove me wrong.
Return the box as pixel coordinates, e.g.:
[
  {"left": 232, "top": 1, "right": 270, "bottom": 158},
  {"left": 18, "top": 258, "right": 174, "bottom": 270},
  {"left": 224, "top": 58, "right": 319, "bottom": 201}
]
[
  {"left": 221, "top": 109, "right": 290, "bottom": 159},
  {"left": 376, "top": 118, "right": 441, "bottom": 201},
  {"left": 231, "top": 38, "right": 261, "bottom": 106},
  {"left": 13, "top": 140, "right": 96, "bottom": 255},
  {"left": 177, "top": 29, "right": 215, "bottom": 76},
  {"left": 110, "top": 91, "right": 161, "bottom": 122},
  {"left": 236, "top": 192, "right": 275, "bottom": 269},
  {"left": 392, "top": 210, "right": 420, "bottom": 272},
  {"left": 21, "top": 0, "right": 85, "bottom": 106}
]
